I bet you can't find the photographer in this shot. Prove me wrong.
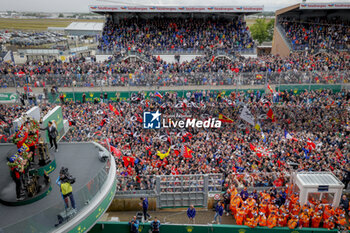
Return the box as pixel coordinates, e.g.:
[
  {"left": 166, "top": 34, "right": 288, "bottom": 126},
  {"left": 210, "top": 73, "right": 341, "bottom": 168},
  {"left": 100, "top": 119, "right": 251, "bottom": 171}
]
[
  {"left": 129, "top": 216, "right": 139, "bottom": 233},
  {"left": 150, "top": 217, "right": 160, "bottom": 233},
  {"left": 56, "top": 167, "right": 76, "bottom": 211}
]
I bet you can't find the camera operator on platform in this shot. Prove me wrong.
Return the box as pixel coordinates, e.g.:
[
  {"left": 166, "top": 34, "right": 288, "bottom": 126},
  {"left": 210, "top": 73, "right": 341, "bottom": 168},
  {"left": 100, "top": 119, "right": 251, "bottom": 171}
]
[{"left": 56, "top": 167, "right": 76, "bottom": 212}]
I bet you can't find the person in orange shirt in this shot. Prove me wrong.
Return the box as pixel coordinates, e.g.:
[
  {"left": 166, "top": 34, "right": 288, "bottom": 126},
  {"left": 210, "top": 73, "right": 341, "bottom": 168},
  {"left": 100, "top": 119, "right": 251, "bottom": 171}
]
[
  {"left": 230, "top": 195, "right": 242, "bottom": 216},
  {"left": 278, "top": 213, "right": 288, "bottom": 227},
  {"left": 259, "top": 200, "right": 268, "bottom": 215},
  {"left": 267, "top": 212, "right": 278, "bottom": 229},
  {"left": 235, "top": 207, "right": 245, "bottom": 225},
  {"left": 311, "top": 211, "right": 322, "bottom": 228},
  {"left": 258, "top": 212, "right": 267, "bottom": 227},
  {"left": 323, "top": 205, "right": 335, "bottom": 220},
  {"left": 313, "top": 201, "right": 322, "bottom": 213},
  {"left": 323, "top": 217, "right": 335, "bottom": 230},
  {"left": 299, "top": 209, "right": 310, "bottom": 228},
  {"left": 244, "top": 213, "right": 258, "bottom": 228},
  {"left": 335, "top": 205, "right": 345, "bottom": 217},
  {"left": 335, "top": 214, "right": 347, "bottom": 228},
  {"left": 288, "top": 215, "right": 299, "bottom": 229},
  {"left": 291, "top": 202, "right": 301, "bottom": 216}
]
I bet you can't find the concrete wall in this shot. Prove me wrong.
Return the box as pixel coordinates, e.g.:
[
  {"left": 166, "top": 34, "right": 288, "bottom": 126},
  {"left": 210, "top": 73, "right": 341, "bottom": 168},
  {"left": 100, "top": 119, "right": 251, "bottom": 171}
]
[
  {"left": 156, "top": 55, "right": 203, "bottom": 64},
  {"left": 271, "top": 27, "right": 290, "bottom": 57},
  {"left": 108, "top": 196, "right": 216, "bottom": 211},
  {"left": 108, "top": 197, "right": 157, "bottom": 211}
]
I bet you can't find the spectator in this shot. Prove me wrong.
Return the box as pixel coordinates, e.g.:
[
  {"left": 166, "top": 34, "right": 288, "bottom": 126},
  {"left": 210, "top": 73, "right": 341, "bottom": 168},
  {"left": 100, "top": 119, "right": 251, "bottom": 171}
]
[
  {"left": 150, "top": 217, "right": 160, "bottom": 233},
  {"left": 129, "top": 216, "right": 139, "bottom": 233},
  {"left": 187, "top": 205, "right": 196, "bottom": 224},
  {"left": 212, "top": 201, "right": 224, "bottom": 224},
  {"left": 339, "top": 195, "right": 349, "bottom": 214}
]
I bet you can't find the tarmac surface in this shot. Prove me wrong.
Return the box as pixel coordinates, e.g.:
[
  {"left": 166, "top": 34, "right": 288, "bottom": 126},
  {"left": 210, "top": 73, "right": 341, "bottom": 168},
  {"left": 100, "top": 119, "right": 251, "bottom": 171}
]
[{"left": 104, "top": 209, "right": 235, "bottom": 225}]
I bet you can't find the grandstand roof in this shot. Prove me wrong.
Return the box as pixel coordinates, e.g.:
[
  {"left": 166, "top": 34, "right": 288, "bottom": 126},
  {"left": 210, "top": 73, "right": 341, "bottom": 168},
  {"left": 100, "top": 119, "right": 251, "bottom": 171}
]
[
  {"left": 89, "top": 5, "right": 263, "bottom": 13},
  {"left": 276, "top": 2, "right": 350, "bottom": 16}
]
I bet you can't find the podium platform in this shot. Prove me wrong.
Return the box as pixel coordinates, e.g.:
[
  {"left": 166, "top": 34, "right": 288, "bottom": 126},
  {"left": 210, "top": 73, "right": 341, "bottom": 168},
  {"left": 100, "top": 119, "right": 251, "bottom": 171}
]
[{"left": 0, "top": 142, "right": 116, "bottom": 233}]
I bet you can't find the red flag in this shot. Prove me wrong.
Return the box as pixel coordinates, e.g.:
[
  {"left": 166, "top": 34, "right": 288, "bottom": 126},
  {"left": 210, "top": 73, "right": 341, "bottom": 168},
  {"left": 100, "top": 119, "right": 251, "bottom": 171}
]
[
  {"left": 183, "top": 145, "right": 193, "bottom": 158},
  {"left": 211, "top": 56, "right": 215, "bottom": 62},
  {"left": 267, "top": 84, "right": 274, "bottom": 93},
  {"left": 108, "top": 103, "right": 120, "bottom": 115},
  {"left": 249, "top": 143, "right": 256, "bottom": 152},
  {"left": 123, "top": 156, "right": 135, "bottom": 167},
  {"left": 307, "top": 139, "right": 316, "bottom": 150},
  {"left": 266, "top": 108, "right": 275, "bottom": 122}
]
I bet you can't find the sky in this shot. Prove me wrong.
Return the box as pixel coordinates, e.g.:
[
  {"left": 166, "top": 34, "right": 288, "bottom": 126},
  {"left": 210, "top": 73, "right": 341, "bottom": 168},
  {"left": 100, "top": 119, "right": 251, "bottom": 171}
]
[{"left": 1, "top": 0, "right": 347, "bottom": 12}]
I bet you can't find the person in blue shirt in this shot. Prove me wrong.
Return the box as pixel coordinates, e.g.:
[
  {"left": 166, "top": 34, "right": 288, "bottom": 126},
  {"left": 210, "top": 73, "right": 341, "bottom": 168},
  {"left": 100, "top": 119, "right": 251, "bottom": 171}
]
[
  {"left": 129, "top": 216, "right": 139, "bottom": 233},
  {"left": 140, "top": 197, "right": 151, "bottom": 221},
  {"left": 212, "top": 201, "right": 224, "bottom": 224},
  {"left": 187, "top": 205, "right": 196, "bottom": 224},
  {"left": 150, "top": 217, "right": 161, "bottom": 233}
]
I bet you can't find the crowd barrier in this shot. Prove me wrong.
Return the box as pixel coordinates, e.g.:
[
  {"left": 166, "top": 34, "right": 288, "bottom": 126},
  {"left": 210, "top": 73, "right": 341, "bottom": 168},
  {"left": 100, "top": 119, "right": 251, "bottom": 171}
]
[
  {"left": 44, "top": 84, "right": 345, "bottom": 103},
  {"left": 89, "top": 222, "right": 337, "bottom": 233},
  {"left": 0, "top": 70, "right": 348, "bottom": 89}
]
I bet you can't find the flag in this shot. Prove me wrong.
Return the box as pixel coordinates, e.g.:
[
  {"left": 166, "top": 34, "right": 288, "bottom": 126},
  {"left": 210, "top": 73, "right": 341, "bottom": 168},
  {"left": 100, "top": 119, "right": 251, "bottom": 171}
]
[
  {"left": 183, "top": 145, "right": 193, "bottom": 158},
  {"left": 307, "top": 139, "right": 316, "bottom": 150},
  {"left": 284, "top": 129, "right": 298, "bottom": 141},
  {"left": 284, "top": 130, "right": 293, "bottom": 140},
  {"left": 254, "top": 122, "right": 261, "bottom": 132},
  {"left": 240, "top": 106, "right": 255, "bottom": 125},
  {"left": 154, "top": 92, "right": 163, "bottom": 99},
  {"left": 108, "top": 103, "right": 120, "bottom": 115},
  {"left": 175, "top": 145, "right": 193, "bottom": 158},
  {"left": 23, "top": 86, "right": 32, "bottom": 92},
  {"left": 157, "top": 147, "right": 171, "bottom": 160},
  {"left": 123, "top": 156, "right": 135, "bottom": 167},
  {"left": 266, "top": 108, "right": 275, "bottom": 122},
  {"left": 256, "top": 74, "right": 263, "bottom": 80},
  {"left": 267, "top": 84, "right": 274, "bottom": 93},
  {"left": 261, "top": 132, "right": 266, "bottom": 143},
  {"left": 249, "top": 143, "right": 256, "bottom": 152},
  {"left": 218, "top": 113, "right": 234, "bottom": 123}
]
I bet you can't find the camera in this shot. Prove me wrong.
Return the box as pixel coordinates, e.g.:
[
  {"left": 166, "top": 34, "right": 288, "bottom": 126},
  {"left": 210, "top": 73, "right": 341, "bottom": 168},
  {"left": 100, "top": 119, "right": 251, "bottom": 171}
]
[{"left": 60, "top": 167, "right": 76, "bottom": 184}]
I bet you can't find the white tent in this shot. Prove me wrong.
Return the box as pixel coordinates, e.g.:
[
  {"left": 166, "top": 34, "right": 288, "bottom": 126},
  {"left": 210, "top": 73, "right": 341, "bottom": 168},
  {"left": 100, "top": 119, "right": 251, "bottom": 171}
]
[{"left": 295, "top": 172, "right": 344, "bottom": 207}]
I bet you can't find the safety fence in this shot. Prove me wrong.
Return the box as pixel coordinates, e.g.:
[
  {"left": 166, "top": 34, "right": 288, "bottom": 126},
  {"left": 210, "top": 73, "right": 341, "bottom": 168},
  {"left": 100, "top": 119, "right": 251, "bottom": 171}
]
[
  {"left": 0, "top": 70, "right": 348, "bottom": 89},
  {"left": 89, "top": 222, "right": 338, "bottom": 233}
]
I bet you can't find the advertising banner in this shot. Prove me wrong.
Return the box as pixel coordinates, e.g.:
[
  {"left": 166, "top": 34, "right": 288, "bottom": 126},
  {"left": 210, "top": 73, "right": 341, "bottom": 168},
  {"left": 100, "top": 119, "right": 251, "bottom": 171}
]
[
  {"left": 41, "top": 106, "right": 65, "bottom": 143},
  {"left": 89, "top": 5, "right": 264, "bottom": 13}
]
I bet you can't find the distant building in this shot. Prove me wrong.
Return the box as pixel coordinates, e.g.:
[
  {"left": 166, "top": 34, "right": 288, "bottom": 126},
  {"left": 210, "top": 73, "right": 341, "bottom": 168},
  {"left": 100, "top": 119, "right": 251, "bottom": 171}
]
[{"left": 64, "top": 22, "right": 104, "bottom": 36}]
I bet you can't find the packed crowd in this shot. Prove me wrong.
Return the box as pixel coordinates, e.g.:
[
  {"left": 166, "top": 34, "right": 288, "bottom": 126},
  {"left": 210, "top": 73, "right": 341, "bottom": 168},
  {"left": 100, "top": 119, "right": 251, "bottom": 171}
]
[
  {"left": 279, "top": 16, "right": 350, "bottom": 51},
  {"left": 0, "top": 51, "right": 348, "bottom": 88},
  {"left": 213, "top": 186, "right": 350, "bottom": 229},
  {"left": 98, "top": 16, "right": 254, "bottom": 52},
  {"left": 1, "top": 89, "right": 349, "bottom": 194}
]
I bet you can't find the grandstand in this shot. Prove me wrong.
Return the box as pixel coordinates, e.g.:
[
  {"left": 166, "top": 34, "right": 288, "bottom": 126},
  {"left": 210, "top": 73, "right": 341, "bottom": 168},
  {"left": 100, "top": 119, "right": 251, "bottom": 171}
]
[
  {"left": 272, "top": 2, "right": 350, "bottom": 56},
  {"left": 89, "top": 4, "right": 263, "bottom": 60}
]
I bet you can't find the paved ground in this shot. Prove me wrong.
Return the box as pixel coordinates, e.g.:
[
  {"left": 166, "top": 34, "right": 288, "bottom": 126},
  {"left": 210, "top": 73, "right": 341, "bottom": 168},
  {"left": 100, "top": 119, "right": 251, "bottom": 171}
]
[{"left": 103, "top": 209, "right": 235, "bottom": 225}]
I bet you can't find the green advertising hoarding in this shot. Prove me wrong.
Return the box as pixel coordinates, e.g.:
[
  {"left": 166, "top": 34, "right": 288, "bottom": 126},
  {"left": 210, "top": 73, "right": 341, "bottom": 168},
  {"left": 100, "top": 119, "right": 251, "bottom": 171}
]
[
  {"left": 90, "top": 222, "right": 337, "bottom": 233},
  {"left": 48, "top": 89, "right": 265, "bottom": 103},
  {"left": 0, "top": 93, "right": 17, "bottom": 102},
  {"left": 42, "top": 106, "right": 64, "bottom": 142}
]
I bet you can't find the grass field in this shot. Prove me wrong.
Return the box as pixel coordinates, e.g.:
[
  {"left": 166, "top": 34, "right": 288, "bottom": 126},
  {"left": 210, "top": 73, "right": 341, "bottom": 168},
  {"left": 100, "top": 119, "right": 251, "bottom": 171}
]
[
  {"left": 246, "top": 18, "right": 272, "bottom": 27},
  {"left": 0, "top": 18, "right": 104, "bottom": 31}
]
